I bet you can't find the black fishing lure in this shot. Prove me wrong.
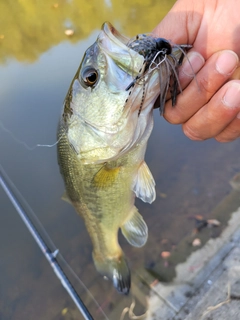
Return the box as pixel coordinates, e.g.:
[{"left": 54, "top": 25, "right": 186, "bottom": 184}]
[{"left": 127, "top": 34, "right": 191, "bottom": 115}]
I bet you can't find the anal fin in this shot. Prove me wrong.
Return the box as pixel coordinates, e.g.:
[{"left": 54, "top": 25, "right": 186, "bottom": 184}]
[
  {"left": 132, "top": 161, "right": 156, "bottom": 203},
  {"left": 121, "top": 207, "right": 148, "bottom": 248}
]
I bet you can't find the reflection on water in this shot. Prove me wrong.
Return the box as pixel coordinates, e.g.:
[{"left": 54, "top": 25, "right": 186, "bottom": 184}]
[
  {"left": 1, "top": 1, "right": 240, "bottom": 319},
  {"left": 0, "top": 0, "right": 175, "bottom": 64}
]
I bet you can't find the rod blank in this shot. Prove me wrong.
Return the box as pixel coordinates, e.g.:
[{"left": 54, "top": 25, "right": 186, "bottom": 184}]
[{"left": 0, "top": 168, "right": 93, "bottom": 320}]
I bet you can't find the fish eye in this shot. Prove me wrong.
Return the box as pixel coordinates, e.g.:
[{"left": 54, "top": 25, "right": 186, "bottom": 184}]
[{"left": 81, "top": 67, "right": 99, "bottom": 87}]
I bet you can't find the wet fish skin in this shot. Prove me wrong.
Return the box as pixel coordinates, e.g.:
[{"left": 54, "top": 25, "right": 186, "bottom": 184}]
[
  {"left": 58, "top": 120, "right": 150, "bottom": 295},
  {"left": 57, "top": 22, "right": 188, "bottom": 294}
]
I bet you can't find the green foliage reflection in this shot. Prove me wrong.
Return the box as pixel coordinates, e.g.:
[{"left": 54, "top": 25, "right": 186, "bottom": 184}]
[{"left": 0, "top": 0, "right": 175, "bottom": 64}]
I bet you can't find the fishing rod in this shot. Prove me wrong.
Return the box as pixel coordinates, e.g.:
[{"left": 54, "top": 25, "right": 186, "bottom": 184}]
[{"left": 0, "top": 166, "right": 94, "bottom": 320}]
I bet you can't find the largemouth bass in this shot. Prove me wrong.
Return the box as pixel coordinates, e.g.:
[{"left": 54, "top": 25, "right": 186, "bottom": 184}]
[{"left": 57, "top": 22, "right": 189, "bottom": 294}]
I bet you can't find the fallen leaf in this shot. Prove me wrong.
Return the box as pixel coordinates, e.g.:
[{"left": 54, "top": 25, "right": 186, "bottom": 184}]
[
  {"left": 195, "top": 215, "right": 204, "bottom": 220},
  {"left": 161, "top": 251, "right": 171, "bottom": 259},
  {"left": 192, "top": 238, "right": 201, "bottom": 247},
  {"left": 65, "top": 29, "right": 74, "bottom": 36},
  {"left": 61, "top": 308, "right": 68, "bottom": 316},
  {"left": 207, "top": 219, "right": 221, "bottom": 227}
]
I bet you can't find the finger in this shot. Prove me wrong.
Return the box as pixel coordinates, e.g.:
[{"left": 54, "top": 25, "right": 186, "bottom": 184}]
[
  {"left": 231, "top": 65, "right": 240, "bottom": 80},
  {"left": 164, "top": 50, "right": 239, "bottom": 124},
  {"left": 156, "top": 51, "right": 205, "bottom": 105},
  {"left": 153, "top": 1, "right": 240, "bottom": 60},
  {"left": 152, "top": 1, "right": 203, "bottom": 45},
  {"left": 182, "top": 80, "right": 240, "bottom": 141},
  {"left": 215, "top": 116, "right": 240, "bottom": 142},
  {"left": 178, "top": 51, "right": 205, "bottom": 89}
]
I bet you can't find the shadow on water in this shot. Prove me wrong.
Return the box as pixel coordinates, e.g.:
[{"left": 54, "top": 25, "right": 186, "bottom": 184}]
[{"left": 1, "top": 1, "right": 240, "bottom": 319}]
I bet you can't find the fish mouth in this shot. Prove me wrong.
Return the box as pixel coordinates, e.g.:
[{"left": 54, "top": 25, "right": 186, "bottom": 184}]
[
  {"left": 98, "top": 22, "right": 145, "bottom": 78},
  {"left": 99, "top": 22, "right": 191, "bottom": 116},
  {"left": 94, "top": 24, "right": 190, "bottom": 160},
  {"left": 101, "top": 22, "right": 129, "bottom": 47},
  {"left": 125, "top": 31, "right": 192, "bottom": 114}
]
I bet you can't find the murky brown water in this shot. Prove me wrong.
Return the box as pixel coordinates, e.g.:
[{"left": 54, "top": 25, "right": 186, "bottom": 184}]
[{"left": 1, "top": 1, "right": 240, "bottom": 319}]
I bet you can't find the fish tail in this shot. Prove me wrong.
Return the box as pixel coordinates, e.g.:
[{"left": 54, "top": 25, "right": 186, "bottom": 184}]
[{"left": 93, "top": 253, "right": 131, "bottom": 295}]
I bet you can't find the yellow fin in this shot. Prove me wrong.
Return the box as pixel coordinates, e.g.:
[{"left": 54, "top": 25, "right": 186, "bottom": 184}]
[{"left": 93, "top": 165, "right": 120, "bottom": 188}]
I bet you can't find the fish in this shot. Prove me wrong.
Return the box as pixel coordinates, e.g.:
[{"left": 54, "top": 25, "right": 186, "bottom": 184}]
[{"left": 57, "top": 22, "right": 190, "bottom": 294}]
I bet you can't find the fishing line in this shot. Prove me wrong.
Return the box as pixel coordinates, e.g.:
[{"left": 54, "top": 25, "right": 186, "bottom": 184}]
[
  {"left": 0, "top": 164, "right": 110, "bottom": 320},
  {"left": 0, "top": 120, "right": 63, "bottom": 150},
  {"left": 0, "top": 115, "right": 110, "bottom": 317},
  {"left": 173, "top": 44, "right": 199, "bottom": 89}
]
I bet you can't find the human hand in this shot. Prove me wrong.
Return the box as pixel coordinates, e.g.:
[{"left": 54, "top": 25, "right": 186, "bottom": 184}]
[{"left": 153, "top": 0, "right": 240, "bottom": 142}]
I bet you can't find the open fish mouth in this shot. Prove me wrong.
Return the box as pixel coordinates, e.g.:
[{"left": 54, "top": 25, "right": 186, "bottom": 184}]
[
  {"left": 66, "top": 23, "right": 192, "bottom": 163},
  {"left": 64, "top": 22, "right": 192, "bottom": 163},
  {"left": 99, "top": 22, "right": 192, "bottom": 117},
  {"left": 92, "top": 22, "right": 192, "bottom": 159},
  {"left": 91, "top": 23, "right": 191, "bottom": 132}
]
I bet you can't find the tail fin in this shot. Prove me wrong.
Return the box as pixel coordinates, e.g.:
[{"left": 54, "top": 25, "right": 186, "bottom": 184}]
[{"left": 93, "top": 253, "right": 131, "bottom": 295}]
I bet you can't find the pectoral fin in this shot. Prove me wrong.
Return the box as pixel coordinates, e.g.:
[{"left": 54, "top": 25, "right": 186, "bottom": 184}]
[
  {"left": 121, "top": 207, "right": 148, "bottom": 248},
  {"left": 132, "top": 161, "right": 156, "bottom": 203},
  {"left": 93, "top": 165, "right": 121, "bottom": 188}
]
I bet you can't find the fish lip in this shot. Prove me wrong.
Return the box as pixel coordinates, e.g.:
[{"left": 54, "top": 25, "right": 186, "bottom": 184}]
[
  {"left": 97, "top": 22, "right": 145, "bottom": 77},
  {"left": 101, "top": 22, "right": 129, "bottom": 46}
]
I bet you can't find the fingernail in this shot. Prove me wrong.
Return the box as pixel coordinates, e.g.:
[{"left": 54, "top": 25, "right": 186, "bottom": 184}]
[
  {"left": 237, "top": 112, "right": 240, "bottom": 119},
  {"left": 222, "top": 82, "right": 240, "bottom": 108},
  {"left": 216, "top": 50, "right": 239, "bottom": 75},
  {"left": 181, "top": 52, "right": 205, "bottom": 77}
]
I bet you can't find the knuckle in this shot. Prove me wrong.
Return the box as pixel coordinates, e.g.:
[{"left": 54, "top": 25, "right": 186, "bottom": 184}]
[
  {"left": 165, "top": 115, "right": 182, "bottom": 125},
  {"left": 215, "top": 135, "right": 231, "bottom": 143},
  {"left": 164, "top": 104, "right": 186, "bottom": 125},
  {"left": 182, "top": 125, "right": 204, "bottom": 141},
  {"left": 215, "top": 127, "right": 240, "bottom": 143},
  {"left": 198, "top": 77, "right": 215, "bottom": 96}
]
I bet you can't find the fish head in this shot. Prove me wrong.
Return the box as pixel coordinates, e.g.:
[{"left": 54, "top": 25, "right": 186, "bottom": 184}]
[{"left": 61, "top": 22, "right": 161, "bottom": 164}]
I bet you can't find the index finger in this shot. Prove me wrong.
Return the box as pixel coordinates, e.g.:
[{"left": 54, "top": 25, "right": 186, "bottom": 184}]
[{"left": 163, "top": 50, "right": 239, "bottom": 124}]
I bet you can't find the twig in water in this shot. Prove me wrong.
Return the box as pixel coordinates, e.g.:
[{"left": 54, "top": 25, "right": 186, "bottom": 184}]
[
  {"left": 200, "top": 283, "right": 231, "bottom": 320},
  {"left": 120, "top": 297, "right": 147, "bottom": 320}
]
